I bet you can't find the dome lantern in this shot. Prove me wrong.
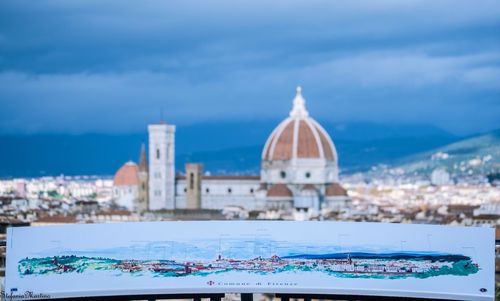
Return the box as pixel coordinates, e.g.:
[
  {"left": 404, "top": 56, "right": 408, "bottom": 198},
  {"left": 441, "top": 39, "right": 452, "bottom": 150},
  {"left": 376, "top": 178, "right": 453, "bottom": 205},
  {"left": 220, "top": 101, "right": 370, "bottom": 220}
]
[{"left": 289, "top": 85, "right": 309, "bottom": 118}]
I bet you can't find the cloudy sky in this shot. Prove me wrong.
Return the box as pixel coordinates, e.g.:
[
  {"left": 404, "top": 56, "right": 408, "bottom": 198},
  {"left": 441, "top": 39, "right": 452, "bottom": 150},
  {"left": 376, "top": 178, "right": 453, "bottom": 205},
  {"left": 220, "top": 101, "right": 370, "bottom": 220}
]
[{"left": 0, "top": 0, "right": 499, "bottom": 135}]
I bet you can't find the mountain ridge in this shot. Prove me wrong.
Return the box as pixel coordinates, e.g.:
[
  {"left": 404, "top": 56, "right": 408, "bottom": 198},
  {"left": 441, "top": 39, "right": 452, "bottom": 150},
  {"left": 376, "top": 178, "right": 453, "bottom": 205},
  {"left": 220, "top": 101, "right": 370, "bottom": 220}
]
[
  {"left": 385, "top": 129, "right": 500, "bottom": 177},
  {"left": 0, "top": 122, "right": 494, "bottom": 178}
]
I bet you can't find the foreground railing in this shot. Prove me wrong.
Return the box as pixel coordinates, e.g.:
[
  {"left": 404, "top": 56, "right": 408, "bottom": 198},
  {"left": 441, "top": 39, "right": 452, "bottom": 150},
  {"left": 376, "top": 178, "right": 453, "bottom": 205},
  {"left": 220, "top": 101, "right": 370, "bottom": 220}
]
[{"left": 1, "top": 221, "right": 496, "bottom": 301}]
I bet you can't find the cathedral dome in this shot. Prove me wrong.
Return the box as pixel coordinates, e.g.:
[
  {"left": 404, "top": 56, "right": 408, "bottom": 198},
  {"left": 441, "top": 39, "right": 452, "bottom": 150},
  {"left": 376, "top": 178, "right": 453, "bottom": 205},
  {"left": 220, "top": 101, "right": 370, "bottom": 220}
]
[
  {"left": 262, "top": 86, "right": 337, "bottom": 162},
  {"left": 113, "top": 161, "right": 139, "bottom": 186}
]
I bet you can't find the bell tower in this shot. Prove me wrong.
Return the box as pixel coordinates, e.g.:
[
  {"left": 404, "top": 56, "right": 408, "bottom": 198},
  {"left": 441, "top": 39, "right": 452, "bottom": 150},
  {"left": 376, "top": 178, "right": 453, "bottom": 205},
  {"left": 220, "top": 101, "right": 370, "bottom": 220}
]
[{"left": 148, "top": 122, "right": 176, "bottom": 210}]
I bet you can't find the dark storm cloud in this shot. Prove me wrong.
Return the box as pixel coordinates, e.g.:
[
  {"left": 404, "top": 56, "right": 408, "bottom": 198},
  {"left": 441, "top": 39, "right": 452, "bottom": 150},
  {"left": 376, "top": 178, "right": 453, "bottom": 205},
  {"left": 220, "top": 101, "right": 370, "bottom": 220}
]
[{"left": 0, "top": 0, "right": 499, "bottom": 134}]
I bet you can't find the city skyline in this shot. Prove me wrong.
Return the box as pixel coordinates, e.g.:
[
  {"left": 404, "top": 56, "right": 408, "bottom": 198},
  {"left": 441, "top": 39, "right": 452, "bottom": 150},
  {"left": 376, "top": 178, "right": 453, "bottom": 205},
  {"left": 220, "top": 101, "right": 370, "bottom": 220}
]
[{"left": 0, "top": 2, "right": 499, "bottom": 300}]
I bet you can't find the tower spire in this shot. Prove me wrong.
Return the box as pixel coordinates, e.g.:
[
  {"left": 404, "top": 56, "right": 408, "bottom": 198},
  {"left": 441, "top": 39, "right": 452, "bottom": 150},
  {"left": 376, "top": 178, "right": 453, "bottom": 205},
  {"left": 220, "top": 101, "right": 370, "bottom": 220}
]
[
  {"left": 139, "top": 143, "right": 148, "bottom": 172},
  {"left": 289, "top": 85, "right": 309, "bottom": 117}
]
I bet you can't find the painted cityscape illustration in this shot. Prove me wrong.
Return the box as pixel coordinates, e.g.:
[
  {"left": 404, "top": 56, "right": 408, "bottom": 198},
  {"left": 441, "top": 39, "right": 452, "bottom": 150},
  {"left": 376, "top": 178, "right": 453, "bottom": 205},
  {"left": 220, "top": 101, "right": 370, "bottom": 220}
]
[{"left": 18, "top": 238, "right": 479, "bottom": 280}]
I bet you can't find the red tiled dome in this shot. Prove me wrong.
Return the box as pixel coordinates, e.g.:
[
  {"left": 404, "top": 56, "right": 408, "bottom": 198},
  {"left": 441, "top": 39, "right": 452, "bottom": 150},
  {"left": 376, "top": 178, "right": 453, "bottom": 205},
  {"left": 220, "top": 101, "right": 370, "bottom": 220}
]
[
  {"left": 262, "top": 87, "right": 336, "bottom": 162},
  {"left": 113, "top": 162, "right": 139, "bottom": 186}
]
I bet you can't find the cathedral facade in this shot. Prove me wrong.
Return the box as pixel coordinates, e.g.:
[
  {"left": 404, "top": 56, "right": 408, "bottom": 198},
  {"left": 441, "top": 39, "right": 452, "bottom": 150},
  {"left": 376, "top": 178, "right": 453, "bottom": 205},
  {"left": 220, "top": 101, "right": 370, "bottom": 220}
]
[{"left": 113, "top": 87, "right": 348, "bottom": 213}]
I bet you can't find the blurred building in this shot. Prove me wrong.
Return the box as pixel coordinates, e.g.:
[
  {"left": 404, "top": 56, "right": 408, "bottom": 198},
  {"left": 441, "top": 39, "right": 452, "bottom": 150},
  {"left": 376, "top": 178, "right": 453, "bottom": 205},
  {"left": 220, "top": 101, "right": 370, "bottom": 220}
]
[
  {"left": 137, "top": 143, "right": 149, "bottom": 212},
  {"left": 431, "top": 168, "right": 452, "bottom": 186},
  {"left": 260, "top": 86, "right": 346, "bottom": 212},
  {"left": 112, "top": 161, "right": 139, "bottom": 210},
  {"left": 114, "top": 87, "right": 349, "bottom": 213},
  {"left": 185, "top": 164, "right": 203, "bottom": 209},
  {"left": 148, "top": 123, "right": 176, "bottom": 210}
]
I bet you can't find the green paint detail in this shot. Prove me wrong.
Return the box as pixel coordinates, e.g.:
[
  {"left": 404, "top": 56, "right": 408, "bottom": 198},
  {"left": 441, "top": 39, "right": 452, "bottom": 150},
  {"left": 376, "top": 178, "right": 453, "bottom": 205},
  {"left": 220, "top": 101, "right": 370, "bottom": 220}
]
[{"left": 18, "top": 256, "right": 479, "bottom": 280}]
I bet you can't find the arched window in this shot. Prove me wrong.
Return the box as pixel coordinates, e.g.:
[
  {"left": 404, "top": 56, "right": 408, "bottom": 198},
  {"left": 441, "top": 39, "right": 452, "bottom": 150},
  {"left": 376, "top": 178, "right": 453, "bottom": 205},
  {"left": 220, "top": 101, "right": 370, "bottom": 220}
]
[
  {"left": 280, "top": 171, "right": 286, "bottom": 179},
  {"left": 189, "top": 173, "right": 194, "bottom": 189},
  {"left": 156, "top": 149, "right": 160, "bottom": 159}
]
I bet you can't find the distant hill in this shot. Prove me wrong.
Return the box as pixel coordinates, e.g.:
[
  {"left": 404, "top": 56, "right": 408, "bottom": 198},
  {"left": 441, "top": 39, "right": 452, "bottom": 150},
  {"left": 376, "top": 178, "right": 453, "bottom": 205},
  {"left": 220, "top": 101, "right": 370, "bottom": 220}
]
[
  {"left": 180, "top": 136, "right": 459, "bottom": 175},
  {"left": 176, "top": 121, "right": 458, "bottom": 175},
  {"left": 176, "top": 121, "right": 455, "bottom": 153},
  {"left": 0, "top": 121, "right": 460, "bottom": 178},
  {"left": 0, "top": 134, "right": 147, "bottom": 178},
  {"left": 384, "top": 129, "right": 500, "bottom": 177}
]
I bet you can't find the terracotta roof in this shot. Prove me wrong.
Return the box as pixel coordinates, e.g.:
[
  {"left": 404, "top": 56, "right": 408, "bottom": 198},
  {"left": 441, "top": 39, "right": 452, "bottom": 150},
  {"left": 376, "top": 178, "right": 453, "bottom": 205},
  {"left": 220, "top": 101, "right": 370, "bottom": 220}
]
[
  {"left": 36, "top": 215, "right": 77, "bottom": 224},
  {"left": 113, "top": 162, "right": 139, "bottom": 186},
  {"left": 262, "top": 87, "right": 337, "bottom": 162},
  {"left": 267, "top": 184, "right": 293, "bottom": 198},
  {"left": 325, "top": 183, "right": 348, "bottom": 197},
  {"left": 97, "top": 210, "right": 131, "bottom": 216},
  {"left": 297, "top": 120, "right": 320, "bottom": 158},
  {"left": 448, "top": 205, "right": 479, "bottom": 211},
  {"left": 473, "top": 214, "right": 500, "bottom": 220},
  {"left": 273, "top": 120, "right": 295, "bottom": 160},
  {"left": 263, "top": 134, "right": 276, "bottom": 161}
]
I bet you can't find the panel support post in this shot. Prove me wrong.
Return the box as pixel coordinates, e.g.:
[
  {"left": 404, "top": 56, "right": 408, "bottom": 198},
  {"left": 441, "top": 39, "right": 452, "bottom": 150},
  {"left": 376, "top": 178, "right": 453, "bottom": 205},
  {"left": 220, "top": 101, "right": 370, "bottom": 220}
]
[{"left": 241, "top": 293, "right": 253, "bottom": 301}]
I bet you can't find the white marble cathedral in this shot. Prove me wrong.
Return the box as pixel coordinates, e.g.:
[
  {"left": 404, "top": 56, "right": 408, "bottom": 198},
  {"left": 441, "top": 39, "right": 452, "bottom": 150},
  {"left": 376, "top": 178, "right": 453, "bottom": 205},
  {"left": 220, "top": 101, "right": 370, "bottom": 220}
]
[{"left": 113, "top": 87, "right": 348, "bottom": 213}]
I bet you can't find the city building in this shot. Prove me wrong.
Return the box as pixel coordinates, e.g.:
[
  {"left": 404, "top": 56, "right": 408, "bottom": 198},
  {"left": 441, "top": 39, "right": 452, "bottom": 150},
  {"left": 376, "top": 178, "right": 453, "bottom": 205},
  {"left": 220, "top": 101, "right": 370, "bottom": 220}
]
[
  {"left": 112, "top": 87, "right": 349, "bottom": 213},
  {"left": 260, "top": 86, "right": 345, "bottom": 212},
  {"left": 431, "top": 168, "right": 452, "bottom": 186},
  {"left": 112, "top": 161, "right": 140, "bottom": 210},
  {"left": 148, "top": 123, "right": 176, "bottom": 210},
  {"left": 137, "top": 143, "right": 149, "bottom": 212}
]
